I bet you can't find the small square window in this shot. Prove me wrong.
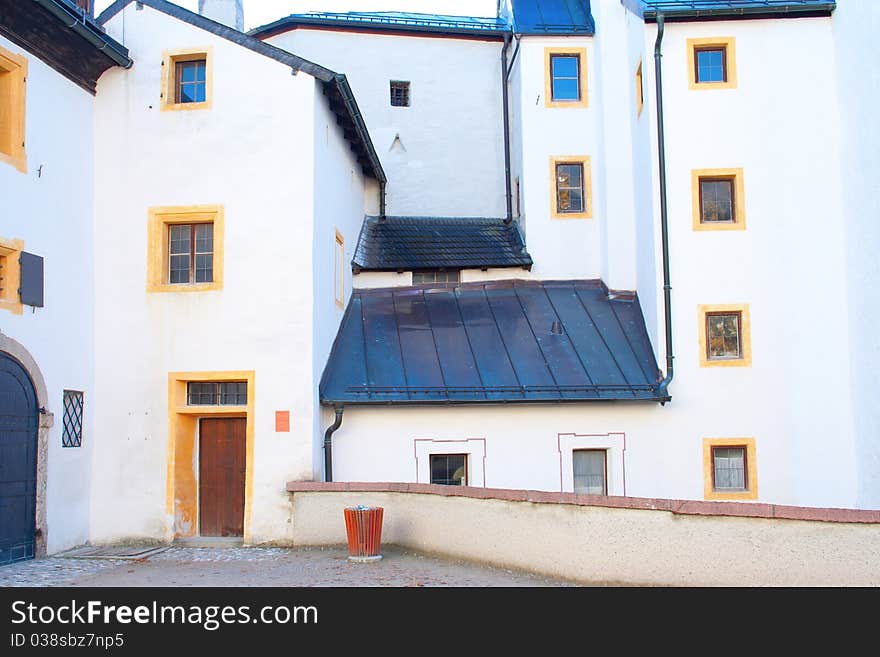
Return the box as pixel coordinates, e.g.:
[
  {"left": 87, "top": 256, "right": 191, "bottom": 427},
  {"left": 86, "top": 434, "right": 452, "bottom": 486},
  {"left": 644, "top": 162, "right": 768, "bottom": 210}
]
[
  {"left": 706, "top": 311, "right": 742, "bottom": 361},
  {"left": 412, "top": 270, "right": 460, "bottom": 285},
  {"left": 62, "top": 390, "right": 84, "bottom": 448},
  {"left": 430, "top": 454, "right": 467, "bottom": 486},
  {"left": 168, "top": 223, "right": 213, "bottom": 285},
  {"left": 555, "top": 163, "right": 585, "bottom": 214},
  {"left": 712, "top": 446, "right": 746, "bottom": 491},
  {"left": 573, "top": 449, "right": 607, "bottom": 495},
  {"left": 699, "top": 177, "right": 735, "bottom": 223},
  {"left": 695, "top": 47, "right": 727, "bottom": 84},
  {"left": 550, "top": 54, "right": 581, "bottom": 102},
  {"left": 390, "top": 81, "right": 410, "bottom": 107},
  {"left": 175, "top": 59, "right": 207, "bottom": 104}
]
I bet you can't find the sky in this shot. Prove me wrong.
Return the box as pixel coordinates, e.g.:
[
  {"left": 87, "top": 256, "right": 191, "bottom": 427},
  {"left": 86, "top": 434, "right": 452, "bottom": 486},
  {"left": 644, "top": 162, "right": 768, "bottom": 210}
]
[{"left": 94, "top": 1, "right": 499, "bottom": 30}]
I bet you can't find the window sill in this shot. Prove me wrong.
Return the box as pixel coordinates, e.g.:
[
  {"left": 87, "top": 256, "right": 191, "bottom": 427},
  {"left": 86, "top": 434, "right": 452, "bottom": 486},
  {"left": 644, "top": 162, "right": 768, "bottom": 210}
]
[
  {"left": 147, "top": 282, "right": 222, "bottom": 293},
  {"left": 705, "top": 488, "right": 757, "bottom": 501},
  {"left": 161, "top": 100, "right": 212, "bottom": 112},
  {"left": 0, "top": 150, "right": 26, "bottom": 173}
]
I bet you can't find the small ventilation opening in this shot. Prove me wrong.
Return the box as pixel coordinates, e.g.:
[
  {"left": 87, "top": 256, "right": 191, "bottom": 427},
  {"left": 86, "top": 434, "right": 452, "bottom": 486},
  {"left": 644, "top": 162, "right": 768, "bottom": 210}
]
[{"left": 551, "top": 320, "right": 564, "bottom": 335}]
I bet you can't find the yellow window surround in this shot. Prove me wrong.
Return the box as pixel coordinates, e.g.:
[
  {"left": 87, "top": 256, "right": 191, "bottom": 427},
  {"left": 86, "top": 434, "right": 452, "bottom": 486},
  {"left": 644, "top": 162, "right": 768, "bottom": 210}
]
[
  {"left": 147, "top": 205, "right": 224, "bottom": 293},
  {"left": 334, "top": 229, "right": 345, "bottom": 308},
  {"left": 161, "top": 47, "right": 213, "bottom": 112},
  {"left": 698, "top": 303, "right": 752, "bottom": 368},
  {"left": 636, "top": 60, "right": 644, "bottom": 117},
  {"left": 166, "top": 370, "right": 255, "bottom": 541},
  {"left": 0, "top": 237, "right": 24, "bottom": 315},
  {"left": 691, "top": 168, "right": 746, "bottom": 231},
  {"left": 687, "top": 37, "right": 737, "bottom": 91},
  {"left": 544, "top": 47, "right": 589, "bottom": 109},
  {"left": 549, "top": 155, "right": 593, "bottom": 220},
  {"left": 703, "top": 437, "right": 758, "bottom": 501},
  {"left": 0, "top": 45, "right": 27, "bottom": 173}
]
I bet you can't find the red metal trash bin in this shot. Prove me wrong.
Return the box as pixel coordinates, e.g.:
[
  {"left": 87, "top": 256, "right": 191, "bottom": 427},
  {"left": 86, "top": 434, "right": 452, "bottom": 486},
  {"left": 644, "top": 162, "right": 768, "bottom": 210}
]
[{"left": 343, "top": 505, "right": 384, "bottom": 562}]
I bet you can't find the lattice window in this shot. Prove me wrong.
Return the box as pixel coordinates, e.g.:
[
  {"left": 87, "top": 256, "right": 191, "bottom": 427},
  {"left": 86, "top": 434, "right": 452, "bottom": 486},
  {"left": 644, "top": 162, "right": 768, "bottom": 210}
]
[
  {"left": 186, "top": 381, "right": 247, "bottom": 406},
  {"left": 390, "top": 81, "right": 410, "bottom": 107},
  {"left": 62, "top": 390, "right": 84, "bottom": 448}
]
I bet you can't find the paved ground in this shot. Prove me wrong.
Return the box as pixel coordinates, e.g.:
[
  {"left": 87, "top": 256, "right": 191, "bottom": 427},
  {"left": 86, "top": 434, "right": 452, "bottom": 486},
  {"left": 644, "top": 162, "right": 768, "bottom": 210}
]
[{"left": 0, "top": 546, "right": 579, "bottom": 587}]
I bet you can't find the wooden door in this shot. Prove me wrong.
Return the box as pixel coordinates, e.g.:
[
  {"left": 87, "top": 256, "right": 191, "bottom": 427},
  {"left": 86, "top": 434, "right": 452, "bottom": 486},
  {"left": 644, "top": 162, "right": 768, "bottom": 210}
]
[{"left": 199, "top": 418, "right": 246, "bottom": 537}]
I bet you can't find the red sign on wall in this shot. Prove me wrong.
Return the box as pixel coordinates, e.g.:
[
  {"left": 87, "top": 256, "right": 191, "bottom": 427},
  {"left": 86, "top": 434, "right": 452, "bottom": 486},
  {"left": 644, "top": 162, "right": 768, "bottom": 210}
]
[{"left": 275, "top": 411, "right": 290, "bottom": 432}]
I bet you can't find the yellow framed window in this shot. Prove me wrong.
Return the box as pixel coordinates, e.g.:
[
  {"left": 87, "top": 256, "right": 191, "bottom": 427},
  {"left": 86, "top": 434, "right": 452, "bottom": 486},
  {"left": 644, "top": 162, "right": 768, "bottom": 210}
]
[
  {"left": 544, "top": 47, "right": 588, "bottom": 109},
  {"left": 550, "top": 156, "right": 592, "bottom": 219},
  {"left": 147, "top": 205, "right": 224, "bottom": 293},
  {"left": 334, "top": 230, "right": 345, "bottom": 307},
  {"left": 698, "top": 304, "right": 752, "bottom": 368},
  {"left": 692, "top": 168, "right": 746, "bottom": 231},
  {"left": 0, "top": 237, "right": 24, "bottom": 315},
  {"left": 687, "top": 37, "right": 737, "bottom": 90},
  {"left": 161, "top": 48, "right": 213, "bottom": 111},
  {"left": 703, "top": 438, "right": 758, "bottom": 501},
  {"left": 0, "top": 44, "right": 27, "bottom": 173}
]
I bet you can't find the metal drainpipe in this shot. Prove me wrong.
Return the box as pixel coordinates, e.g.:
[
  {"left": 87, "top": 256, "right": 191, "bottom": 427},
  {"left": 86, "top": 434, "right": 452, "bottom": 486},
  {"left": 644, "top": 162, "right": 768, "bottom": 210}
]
[
  {"left": 501, "top": 31, "right": 513, "bottom": 224},
  {"left": 323, "top": 406, "right": 344, "bottom": 482},
  {"left": 379, "top": 181, "right": 387, "bottom": 220},
  {"left": 653, "top": 13, "right": 674, "bottom": 403}
]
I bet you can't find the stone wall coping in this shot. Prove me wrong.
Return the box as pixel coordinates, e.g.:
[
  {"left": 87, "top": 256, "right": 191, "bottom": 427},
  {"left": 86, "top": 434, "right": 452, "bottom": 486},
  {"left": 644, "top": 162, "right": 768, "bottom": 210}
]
[{"left": 286, "top": 481, "right": 880, "bottom": 524}]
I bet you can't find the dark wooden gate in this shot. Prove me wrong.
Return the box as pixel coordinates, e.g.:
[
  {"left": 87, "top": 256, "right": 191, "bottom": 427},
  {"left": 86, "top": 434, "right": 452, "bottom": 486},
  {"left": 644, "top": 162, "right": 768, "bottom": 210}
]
[
  {"left": 199, "top": 417, "right": 246, "bottom": 537},
  {"left": 0, "top": 353, "right": 38, "bottom": 565}
]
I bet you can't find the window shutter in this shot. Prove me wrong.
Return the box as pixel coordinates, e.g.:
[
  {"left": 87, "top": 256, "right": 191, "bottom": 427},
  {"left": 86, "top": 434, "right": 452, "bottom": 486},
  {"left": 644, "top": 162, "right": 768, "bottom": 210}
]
[{"left": 19, "top": 251, "right": 43, "bottom": 307}]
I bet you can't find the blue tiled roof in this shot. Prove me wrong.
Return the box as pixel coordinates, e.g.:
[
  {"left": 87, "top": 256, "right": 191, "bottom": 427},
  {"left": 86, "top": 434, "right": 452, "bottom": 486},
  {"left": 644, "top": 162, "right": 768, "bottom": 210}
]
[
  {"left": 250, "top": 11, "right": 508, "bottom": 39},
  {"left": 320, "top": 280, "right": 665, "bottom": 405},
  {"left": 640, "top": 0, "right": 836, "bottom": 20},
  {"left": 352, "top": 216, "right": 532, "bottom": 273},
  {"left": 509, "top": 0, "right": 595, "bottom": 35}
]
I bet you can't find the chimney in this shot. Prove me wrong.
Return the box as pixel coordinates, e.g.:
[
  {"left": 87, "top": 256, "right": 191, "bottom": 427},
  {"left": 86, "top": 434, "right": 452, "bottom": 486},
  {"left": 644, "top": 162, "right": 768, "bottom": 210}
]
[{"left": 198, "top": 0, "right": 244, "bottom": 31}]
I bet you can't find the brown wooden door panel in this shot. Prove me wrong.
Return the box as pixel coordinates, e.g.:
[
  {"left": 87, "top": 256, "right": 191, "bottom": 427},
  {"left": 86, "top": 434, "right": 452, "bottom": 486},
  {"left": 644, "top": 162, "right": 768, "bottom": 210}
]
[{"left": 199, "top": 418, "right": 246, "bottom": 537}]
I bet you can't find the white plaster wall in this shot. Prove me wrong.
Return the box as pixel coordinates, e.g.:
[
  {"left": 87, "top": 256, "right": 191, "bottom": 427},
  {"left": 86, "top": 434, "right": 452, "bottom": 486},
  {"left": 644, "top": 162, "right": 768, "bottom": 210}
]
[
  {"left": 515, "top": 37, "right": 603, "bottom": 280},
  {"left": 833, "top": 1, "right": 880, "bottom": 508},
  {"left": 0, "top": 35, "right": 95, "bottom": 553},
  {"left": 651, "top": 17, "right": 856, "bottom": 508},
  {"left": 310, "top": 90, "right": 371, "bottom": 480},
  {"left": 264, "top": 29, "right": 507, "bottom": 218},
  {"left": 92, "top": 4, "right": 322, "bottom": 543}
]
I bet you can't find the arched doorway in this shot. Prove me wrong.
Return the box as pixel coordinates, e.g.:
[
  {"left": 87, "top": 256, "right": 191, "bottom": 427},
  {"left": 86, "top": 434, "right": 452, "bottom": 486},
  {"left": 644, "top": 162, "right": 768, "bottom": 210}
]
[{"left": 0, "top": 352, "right": 38, "bottom": 565}]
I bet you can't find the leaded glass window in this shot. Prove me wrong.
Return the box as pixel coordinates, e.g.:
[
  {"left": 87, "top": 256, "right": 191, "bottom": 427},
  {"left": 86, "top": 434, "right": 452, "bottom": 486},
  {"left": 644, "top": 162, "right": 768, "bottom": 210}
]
[
  {"left": 573, "top": 449, "right": 607, "bottom": 495},
  {"left": 713, "top": 447, "right": 746, "bottom": 490},
  {"left": 62, "top": 390, "right": 84, "bottom": 448},
  {"left": 556, "top": 163, "right": 585, "bottom": 214},
  {"left": 175, "top": 59, "right": 207, "bottom": 103},
  {"left": 706, "top": 312, "right": 742, "bottom": 361},
  {"left": 695, "top": 47, "right": 727, "bottom": 83},
  {"left": 187, "top": 382, "right": 247, "bottom": 406},
  {"left": 430, "top": 454, "right": 467, "bottom": 486},
  {"left": 700, "top": 177, "right": 735, "bottom": 223},
  {"left": 550, "top": 54, "right": 580, "bottom": 101}
]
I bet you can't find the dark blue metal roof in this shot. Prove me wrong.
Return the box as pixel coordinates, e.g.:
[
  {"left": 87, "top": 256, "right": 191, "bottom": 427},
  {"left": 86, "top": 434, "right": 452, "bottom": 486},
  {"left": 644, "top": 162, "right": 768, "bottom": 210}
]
[
  {"left": 320, "top": 280, "right": 665, "bottom": 405},
  {"left": 640, "top": 0, "right": 835, "bottom": 21},
  {"left": 509, "top": 0, "right": 595, "bottom": 35},
  {"left": 352, "top": 216, "right": 532, "bottom": 273},
  {"left": 250, "top": 11, "right": 508, "bottom": 39}
]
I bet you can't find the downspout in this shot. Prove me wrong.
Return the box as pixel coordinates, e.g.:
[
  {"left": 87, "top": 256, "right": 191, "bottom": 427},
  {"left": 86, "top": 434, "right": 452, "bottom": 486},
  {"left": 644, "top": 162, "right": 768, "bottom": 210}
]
[
  {"left": 379, "top": 181, "right": 386, "bottom": 220},
  {"left": 653, "top": 13, "right": 674, "bottom": 403},
  {"left": 501, "top": 31, "right": 513, "bottom": 224},
  {"left": 323, "top": 406, "right": 344, "bottom": 482}
]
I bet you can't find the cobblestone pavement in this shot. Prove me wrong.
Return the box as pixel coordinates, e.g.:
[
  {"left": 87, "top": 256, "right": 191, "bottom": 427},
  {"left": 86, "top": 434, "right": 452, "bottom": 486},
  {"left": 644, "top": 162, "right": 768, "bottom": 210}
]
[{"left": 0, "top": 546, "right": 579, "bottom": 587}]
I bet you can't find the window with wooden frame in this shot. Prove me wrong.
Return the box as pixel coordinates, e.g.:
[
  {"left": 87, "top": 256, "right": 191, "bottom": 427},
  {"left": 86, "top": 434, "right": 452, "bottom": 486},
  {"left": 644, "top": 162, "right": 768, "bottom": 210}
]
[
  {"left": 692, "top": 168, "right": 745, "bottom": 231},
  {"left": 0, "top": 237, "right": 24, "bottom": 315},
  {"left": 390, "top": 81, "right": 410, "bottom": 107},
  {"left": 147, "top": 206, "right": 224, "bottom": 293},
  {"left": 544, "top": 47, "right": 588, "bottom": 108},
  {"left": 636, "top": 60, "right": 644, "bottom": 116},
  {"left": 687, "top": 37, "right": 737, "bottom": 90},
  {"left": 334, "top": 230, "right": 345, "bottom": 307},
  {"left": 573, "top": 449, "right": 607, "bottom": 495},
  {"left": 698, "top": 304, "right": 751, "bottom": 368},
  {"left": 430, "top": 454, "right": 467, "bottom": 486},
  {"left": 703, "top": 438, "right": 757, "bottom": 500},
  {"left": 186, "top": 381, "right": 247, "bottom": 406},
  {"left": 0, "top": 44, "right": 27, "bottom": 173},
  {"left": 161, "top": 48, "right": 212, "bottom": 111},
  {"left": 550, "top": 156, "right": 592, "bottom": 219}
]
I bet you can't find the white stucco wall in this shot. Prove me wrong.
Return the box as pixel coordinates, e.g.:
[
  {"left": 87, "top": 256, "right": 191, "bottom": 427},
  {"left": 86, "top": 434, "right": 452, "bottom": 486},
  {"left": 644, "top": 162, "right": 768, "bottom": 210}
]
[
  {"left": 263, "top": 28, "right": 507, "bottom": 218},
  {"left": 92, "top": 4, "right": 335, "bottom": 543},
  {"left": 834, "top": 0, "right": 880, "bottom": 509},
  {"left": 310, "top": 89, "right": 372, "bottom": 479},
  {"left": 0, "top": 35, "right": 96, "bottom": 553}
]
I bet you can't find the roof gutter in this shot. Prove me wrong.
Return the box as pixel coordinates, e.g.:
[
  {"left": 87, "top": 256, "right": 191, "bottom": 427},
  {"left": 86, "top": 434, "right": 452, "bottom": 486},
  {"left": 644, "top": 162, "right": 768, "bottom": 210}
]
[
  {"left": 653, "top": 13, "right": 673, "bottom": 404},
  {"left": 643, "top": 2, "right": 836, "bottom": 22},
  {"left": 332, "top": 74, "right": 387, "bottom": 184},
  {"left": 33, "top": 0, "right": 132, "bottom": 68}
]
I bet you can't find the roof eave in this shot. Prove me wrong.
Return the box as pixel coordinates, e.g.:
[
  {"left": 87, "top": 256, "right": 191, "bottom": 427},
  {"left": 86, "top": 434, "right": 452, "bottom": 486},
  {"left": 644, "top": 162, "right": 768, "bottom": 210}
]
[
  {"left": 319, "top": 395, "right": 670, "bottom": 406},
  {"left": 643, "top": 3, "right": 836, "bottom": 22},
  {"left": 33, "top": 0, "right": 132, "bottom": 68},
  {"left": 249, "top": 16, "right": 509, "bottom": 40}
]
